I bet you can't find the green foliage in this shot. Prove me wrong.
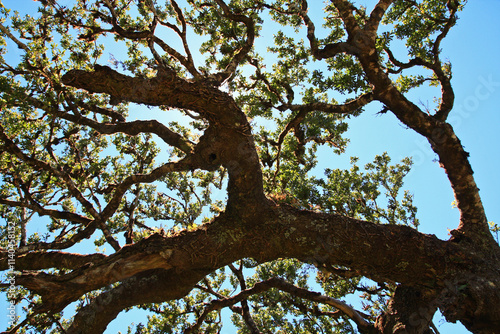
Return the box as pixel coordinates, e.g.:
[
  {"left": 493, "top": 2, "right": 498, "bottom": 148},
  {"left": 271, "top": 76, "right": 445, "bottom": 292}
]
[
  {"left": 382, "top": 0, "right": 463, "bottom": 60},
  {"left": 0, "top": 0, "right": 471, "bottom": 333}
]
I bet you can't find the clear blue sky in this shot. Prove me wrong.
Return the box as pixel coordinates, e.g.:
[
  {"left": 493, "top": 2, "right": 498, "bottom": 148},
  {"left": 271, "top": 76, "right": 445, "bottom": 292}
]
[{"left": 1, "top": 0, "right": 499, "bottom": 333}]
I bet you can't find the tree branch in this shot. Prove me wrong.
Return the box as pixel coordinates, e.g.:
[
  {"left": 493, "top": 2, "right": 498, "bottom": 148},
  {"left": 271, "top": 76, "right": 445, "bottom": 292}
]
[
  {"left": 99, "top": 157, "right": 198, "bottom": 223},
  {"left": 229, "top": 263, "right": 261, "bottom": 334},
  {"left": 431, "top": 8, "right": 459, "bottom": 122},
  {"left": 365, "top": 0, "right": 394, "bottom": 36},
  {"left": 151, "top": 36, "right": 201, "bottom": 78},
  {"left": 12, "top": 202, "right": 483, "bottom": 331},
  {"left": 333, "top": 0, "right": 491, "bottom": 243},
  {"left": 14, "top": 233, "right": 176, "bottom": 314},
  {"left": 0, "top": 22, "right": 29, "bottom": 50},
  {"left": 374, "top": 285, "right": 438, "bottom": 333},
  {"left": 298, "top": 0, "right": 320, "bottom": 57},
  {"left": 0, "top": 251, "right": 106, "bottom": 271},
  {"left": 61, "top": 65, "right": 244, "bottom": 127},
  {"left": 270, "top": 92, "right": 373, "bottom": 169},
  {"left": 0, "top": 124, "right": 100, "bottom": 220},
  {"left": 331, "top": 0, "right": 362, "bottom": 37},
  {"left": 299, "top": 1, "right": 359, "bottom": 59},
  {"left": 281, "top": 92, "right": 374, "bottom": 114},
  {"left": 66, "top": 97, "right": 126, "bottom": 122},
  {"left": 59, "top": 105, "right": 194, "bottom": 154},
  {"left": 186, "top": 277, "right": 372, "bottom": 333},
  {"left": 0, "top": 198, "right": 92, "bottom": 227},
  {"left": 209, "top": 0, "right": 256, "bottom": 85},
  {"left": 165, "top": 0, "right": 200, "bottom": 78}
]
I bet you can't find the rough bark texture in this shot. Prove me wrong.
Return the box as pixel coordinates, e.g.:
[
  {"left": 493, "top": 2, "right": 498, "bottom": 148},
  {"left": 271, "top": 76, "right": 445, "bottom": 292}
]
[{"left": 374, "top": 285, "right": 438, "bottom": 334}]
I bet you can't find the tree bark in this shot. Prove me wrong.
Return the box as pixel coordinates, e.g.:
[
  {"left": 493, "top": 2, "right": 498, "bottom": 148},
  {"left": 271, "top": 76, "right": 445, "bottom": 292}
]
[
  {"left": 12, "top": 60, "right": 493, "bottom": 334},
  {"left": 2, "top": 2, "right": 500, "bottom": 333},
  {"left": 9, "top": 200, "right": 500, "bottom": 333},
  {"left": 374, "top": 285, "right": 438, "bottom": 334}
]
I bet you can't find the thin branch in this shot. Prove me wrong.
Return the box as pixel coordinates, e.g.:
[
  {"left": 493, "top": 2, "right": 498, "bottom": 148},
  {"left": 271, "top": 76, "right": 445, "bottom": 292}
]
[
  {"left": 247, "top": 57, "right": 286, "bottom": 105},
  {"left": 99, "top": 220, "right": 121, "bottom": 251},
  {"left": 185, "top": 277, "right": 372, "bottom": 333},
  {"left": 282, "top": 92, "right": 374, "bottom": 114},
  {"left": 170, "top": 0, "right": 199, "bottom": 77},
  {"left": 0, "top": 198, "right": 91, "bottom": 226},
  {"left": 298, "top": 1, "right": 359, "bottom": 59},
  {"left": 152, "top": 36, "right": 201, "bottom": 78},
  {"left": 229, "top": 263, "right": 260, "bottom": 334},
  {"left": 380, "top": 0, "right": 457, "bottom": 121},
  {"left": 265, "top": 92, "right": 372, "bottom": 182},
  {"left": 384, "top": 47, "right": 428, "bottom": 74},
  {"left": 139, "top": 1, "right": 201, "bottom": 77},
  {"left": 210, "top": 0, "right": 256, "bottom": 85},
  {"left": 0, "top": 124, "right": 100, "bottom": 220},
  {"left": 0, "top": 23, "right": 29, "bottom": 50},
  {"left": 195, "top": 279, "right": 244, "bottom": 316},
  {"left": 99, "top": 157, "right": 197, "bottom": 224},
  {"left": 431, "top": 6, "right": 458, "bottom": 121},
  {"left": 286, "top": 296, "right": 342, "bottom": 319},
  {"left": 298, "top": 0, "right": 319, "bottom": 56},
  {"left": 67, "top": 97, "right": 126, "bottom": 122},
  {"left": 62, "top": 99, "right": 194, "bottom": 154},
  {"left": 102, "top": 0, "right": 151, "bottom": 40}
]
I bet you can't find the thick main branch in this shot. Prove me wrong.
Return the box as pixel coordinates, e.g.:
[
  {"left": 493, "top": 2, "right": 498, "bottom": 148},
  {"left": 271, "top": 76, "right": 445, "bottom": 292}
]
[
  {"left": 14, "top": 203, "right": 491, "bottom": 331},
  {"left": 61, "top": 65, "right": 243, "bottom": 126}
]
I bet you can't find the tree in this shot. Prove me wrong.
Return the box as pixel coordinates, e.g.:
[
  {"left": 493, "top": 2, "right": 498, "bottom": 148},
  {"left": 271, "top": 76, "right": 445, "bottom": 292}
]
[{"left": 0, "top": 0, "right": 499, "bottom": 333}]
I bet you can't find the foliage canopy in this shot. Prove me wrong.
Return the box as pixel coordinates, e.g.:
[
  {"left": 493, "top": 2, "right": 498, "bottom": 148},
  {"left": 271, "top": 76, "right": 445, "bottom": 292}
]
[{"left": 1, "top": 0, "right": 499, "bottom": 333}]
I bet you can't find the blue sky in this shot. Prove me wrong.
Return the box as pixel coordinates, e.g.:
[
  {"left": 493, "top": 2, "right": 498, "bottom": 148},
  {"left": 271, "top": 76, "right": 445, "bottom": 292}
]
[
  {"left": 320, "top": 0, "right": 500, "bottom": 242},
  {"left": 113, "top": 1, "right": 500, "bottom": 332},
  {"left": 309, "top": 2, "right": 500, "bottom": 331},
  {"left": 1, "top": 0, "right": 499, "bottom": 333}
]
